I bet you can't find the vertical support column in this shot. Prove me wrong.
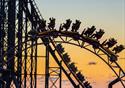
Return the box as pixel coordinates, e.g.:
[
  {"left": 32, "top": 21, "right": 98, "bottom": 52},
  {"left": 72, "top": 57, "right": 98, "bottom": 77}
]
[
  {"left": 24, "top": 12, "right": 28, "bottom": 88},
  {"left": 0, "top": 0, "right": 3, "bottom": 63},
  {"left": 0, "top": 0, "right": 2, "bottom": 59},
  {"left": 45, "top": 42, "right": 49, "bottom": 88},
  {"left": 30, "top": 3, "right": 34, "bottom": 88},
  {"left": 59, "top": 61, "right": 62, "bottom": 88},
  {"left": 30, "top": 39, "right": 34, "bottom": 88},
  {"left": 17, "top": 0, "right": 23, "bottom": 87},
  {"left": 0, "top": 0, "right": 5, "bottom": 67},
  {"left": 30, "top": 34, "right": 34, "bottom": 88},
  {"left": 34, "top": 38, "right": 37, "bottom": 88},
  {"left": 7, "top": 0, "right": 16, "bottom": 87},
  {"left": 24, "top": 1, "right": 28, "bottom": 88}
]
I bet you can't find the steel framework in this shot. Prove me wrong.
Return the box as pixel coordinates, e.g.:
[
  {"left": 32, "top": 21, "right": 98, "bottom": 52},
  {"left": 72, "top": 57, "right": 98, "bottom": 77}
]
[{"left": 0, "top": 0, "right": 125, "bottom": 88}]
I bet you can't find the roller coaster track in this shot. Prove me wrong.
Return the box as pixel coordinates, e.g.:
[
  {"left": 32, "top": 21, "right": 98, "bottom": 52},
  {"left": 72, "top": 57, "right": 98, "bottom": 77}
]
[{"left": 0, "top": 0, "right": 125, "bottom": 88}]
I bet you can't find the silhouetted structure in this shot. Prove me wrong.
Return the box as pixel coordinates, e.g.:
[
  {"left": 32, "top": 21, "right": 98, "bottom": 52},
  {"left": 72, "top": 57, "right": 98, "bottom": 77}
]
[
  {"left": 48, "top": 17, "right": 56, "bottom": 30},
  {"left": 104, "top": 38, "right": 117, "bottom": 48},
  {"left": 56, "top": 44, "right": 65, "bottom": 53},
  {"left": 84, "top": 26, "right": 96, "bottom": 37},
  {"left": 62, "top": 19, "right": 72, "bottom": 31},
  {"left": 112, "top": 45, "right": 125, "bottom": 54},
  {"left": 71, "top": 20, "right": 81, "bottom": 32},
  {"left": 76, "top": 72, "right": 85, "bottom": 82},
  {"left": 69, "top": 62, "right": 78, "bottom": 73},
  {"left": 40, "top": 19, "right": 46, "bottom": 30},
  {"left": 92, "top": 29, "right": 105, "bottom": 40},
  {"left": 0, "top": 0, "right": 125, "bottom": 88},
  {"left": 59, "top": 24, "right": 63, "bottom": 31},
  {"left": 63, "top": 53, "right": 71, "bottom": 64}
]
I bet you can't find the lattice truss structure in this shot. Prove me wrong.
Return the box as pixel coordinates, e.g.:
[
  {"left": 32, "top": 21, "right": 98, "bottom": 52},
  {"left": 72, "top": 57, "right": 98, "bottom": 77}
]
[{"left": 0, "top": 0, "right": 125, "bottom": 88}]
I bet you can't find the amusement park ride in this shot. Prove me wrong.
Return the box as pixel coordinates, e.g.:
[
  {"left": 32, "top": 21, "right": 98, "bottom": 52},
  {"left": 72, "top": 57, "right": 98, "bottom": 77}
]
[{"left": 0, "top": 0, "right": 125, "bottom": 88}]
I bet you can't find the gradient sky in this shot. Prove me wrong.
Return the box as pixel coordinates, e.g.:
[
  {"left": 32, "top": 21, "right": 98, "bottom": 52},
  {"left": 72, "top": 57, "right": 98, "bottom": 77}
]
[
  {"left": 35, "top": 0, "right": 125, "bottom": 87},
  {"left": 36, "top": 0, "right": 125, "bottom": 44}
]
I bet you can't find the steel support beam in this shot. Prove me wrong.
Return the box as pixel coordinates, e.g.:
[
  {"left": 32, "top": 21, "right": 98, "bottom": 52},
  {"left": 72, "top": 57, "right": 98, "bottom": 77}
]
[
  {"left": 17, "top": 0, "right": 23, "bottom": 87},
  {"left": 59, "top": 61, "right": 62, "bottom": 88},
  {"left": 6, "top": 0, "right": 16, "bottom": 87},
  {"left": 34, "top": 39, "right": 38, "bottom": 88},
  {"left": 24, "top": 1, "right": 28, "bottom": 88},
  {"left": 30, "top": 35, "right": 34, "bottom": 88},
  {"left": 108, "top": 78, "right": 121, "bottom": 88},
  {"left": 0, "top": 0, "right": 5, "bottom": 67},
  {"left": 45, "top": 42, "right": 49, "bottom": 88}
]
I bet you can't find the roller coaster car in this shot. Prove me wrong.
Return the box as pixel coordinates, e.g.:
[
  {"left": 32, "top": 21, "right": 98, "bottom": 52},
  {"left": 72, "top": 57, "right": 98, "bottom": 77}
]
[
  {"left": 76, "top": 72, "right": 85, "bottom": 82},
  {"left": 104, "top": 38, "right": 117, "bottom": 48},
  {"left": 59, "top": 28, "right": 78, "bottom": 37},
  {"left": 50, "top": 30, "right": 58, "bottom": 38},
  {"left": 72, "top": 32, "right": 80, "bottom": 40},
  {"left": 48, "top": 17, "right": 56, "bottom": 30},
  {"left": 56, "top": 44, "right": 65, "bottom": 54},
  {"left": 69, "top": 62, "right": 78, "bottom": 73},
  {"left": 101, "top": 44, "right": 118, "bottom": 58},
  {"left": 110, "top": 55, "right": 118, "bottom": 62},
  {"left": 81, "top": 28, "right": 86, "bottom": 36},
  {"left": 84, "top": 81, "right": 92, "bottom": 88},
  {"left": 59, "top": 24, "right": 63, "bottom": 31},
  {"left": 84, "top": 36, "right": 100, "bottom": 49},
  {"left": 71, "top": 20, "right": 81, "bottom": 32},
  {"left": 62, "top": 53, "right": 71, "bottom": 64},
  {"left": 84, "top": 26, "right": 96, "bottom": 37},
  {"left": 28, "top": 30, "right": 38, "bottom": 40},
  {"left": 91, "top": 41, "right": 100, "bottom": 49},
  {"left": 28, "top": 29, "right": 38, "bottom": 35},
  {"left": 112, "top": 45, "right": 125, "bottom": 54},
  {"left": 92, "top": 29, "right": 105, "bottom": 40},
  {"left": 62, "top": 19, "right": 72, "bottom": 31},
  {"left": 40, "top": 19, "right": 46, "bottom": 29}
]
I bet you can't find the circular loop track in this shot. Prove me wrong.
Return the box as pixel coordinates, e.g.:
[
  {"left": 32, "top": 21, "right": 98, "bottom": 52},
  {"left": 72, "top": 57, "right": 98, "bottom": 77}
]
[{"left": 36, "top": 30, "right": 125, "bottom": 87}]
